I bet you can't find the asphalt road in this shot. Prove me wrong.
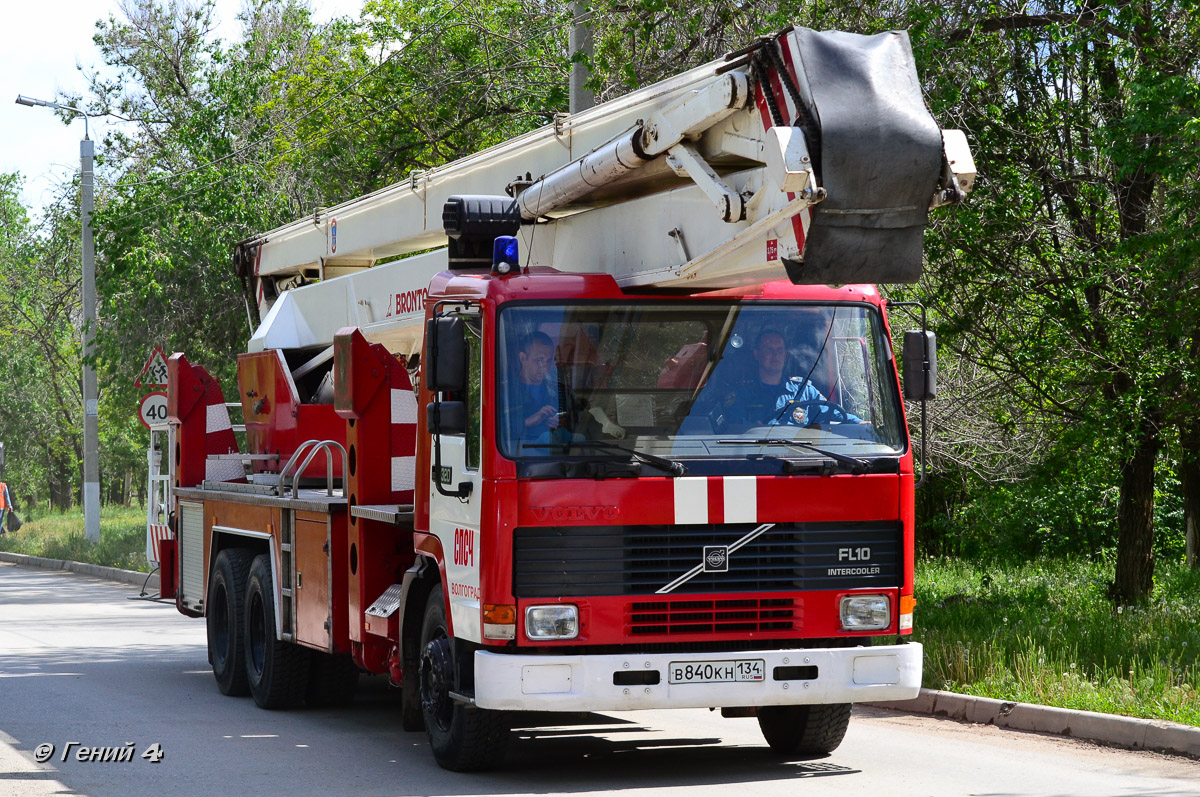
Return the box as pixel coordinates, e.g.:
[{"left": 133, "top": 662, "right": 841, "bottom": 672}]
[{"left": 2, "top": 561, "right": 1198, "bottom": 797}]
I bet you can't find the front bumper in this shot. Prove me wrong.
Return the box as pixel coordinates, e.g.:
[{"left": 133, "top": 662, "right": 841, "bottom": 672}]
[{"left": 473, "top": 642, "right": 921, "bottom": 711}]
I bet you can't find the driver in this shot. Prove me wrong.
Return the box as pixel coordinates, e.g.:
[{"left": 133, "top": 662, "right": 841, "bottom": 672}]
[{"left": 721, "top": 330, "right": 865, "bottom": 426}]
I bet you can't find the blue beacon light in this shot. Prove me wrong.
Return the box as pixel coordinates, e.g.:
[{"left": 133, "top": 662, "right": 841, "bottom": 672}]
[{"left": 492, "top": 236, "right": 519, "bottom": 274}]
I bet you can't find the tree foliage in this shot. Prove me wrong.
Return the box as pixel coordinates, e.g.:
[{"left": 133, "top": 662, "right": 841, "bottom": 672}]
[
  {"left": 912, "top": 0, "right": 1200, "bottom": 600},
  {"left": 268, "top": 0, "right": 571, "bottom": 199},
  {"left": 7, "top": 0, "right": 1197, "bottom": 597},
  {"left": 0, "top": 176, "right": 87, "bottom": 510}
]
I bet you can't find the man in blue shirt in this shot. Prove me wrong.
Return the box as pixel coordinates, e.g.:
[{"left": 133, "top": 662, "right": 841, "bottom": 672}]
[
  {"left": 508, "top": 331, "right": 625, "bottom": 451},
  {"left": 515, "top": 332, "right": 563, "bottom": 442},
  {"left": 712, "top": 330, "right": 865, "bottom": 428}
]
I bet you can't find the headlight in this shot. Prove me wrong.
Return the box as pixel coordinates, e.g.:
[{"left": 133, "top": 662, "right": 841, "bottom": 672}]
[
  {"left": 840, "top": 595, "right": 890, "bottom": 631},
  {"left": 524, "top": 605, "right": 579, "bottom": 640}
]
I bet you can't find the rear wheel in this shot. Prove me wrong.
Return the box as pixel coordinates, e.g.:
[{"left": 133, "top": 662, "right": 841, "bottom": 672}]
[
  {"left": 244, "top": 554, "right": 309, "bottom": 709},
  {"left": 207, "top": 548, "right": 253, "bottom": 696},
  {"left": 757, "top": 703, "right": 852, "bottom": 757},
  {"left": 419, "top": 585, "right": 509, "bottom": 771}
]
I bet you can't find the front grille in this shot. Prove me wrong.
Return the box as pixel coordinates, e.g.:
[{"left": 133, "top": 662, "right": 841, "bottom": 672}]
[
  {"left": 513, "top": 521, "right": 900, "bottom": 597},
  {"left": 628, "top": 598, "right": 796, "bottom": 635}
]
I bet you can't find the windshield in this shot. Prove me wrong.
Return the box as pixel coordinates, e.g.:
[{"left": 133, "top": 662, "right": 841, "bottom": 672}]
[{"left": 497, "top": 301, "right": 906, "bottom": 473}]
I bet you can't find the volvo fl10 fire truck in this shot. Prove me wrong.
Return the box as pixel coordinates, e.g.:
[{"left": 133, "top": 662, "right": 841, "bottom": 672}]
[{"left": 155, "top": 26, "right": 974, "bottom": 770}]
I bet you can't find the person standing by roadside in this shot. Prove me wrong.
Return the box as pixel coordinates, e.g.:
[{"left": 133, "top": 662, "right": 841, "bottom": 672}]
[{"left": 0, "top": 481, "right": 11, "bottom": 534}]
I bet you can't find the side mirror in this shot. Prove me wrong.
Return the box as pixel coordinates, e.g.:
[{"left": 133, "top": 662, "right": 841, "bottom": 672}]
[
  {"left": 425, "top": 316, "right": 468, "bottom": 393},
  {"left": 426, "top": 401, "right": 467, "bottom": 436},
  {"left": 903, "top": 330, "right": 938, "bottom": 401}
]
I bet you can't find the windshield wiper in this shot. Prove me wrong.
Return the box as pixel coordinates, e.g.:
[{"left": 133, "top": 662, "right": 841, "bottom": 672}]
[
  {"left": 531, "top": 440, "right": 687, "bottom": 477},
  {"left": 718, "top": 438, "right": 869, "bottom": 474}
]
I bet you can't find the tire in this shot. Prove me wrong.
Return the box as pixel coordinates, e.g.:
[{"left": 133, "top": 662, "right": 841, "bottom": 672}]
[
  {"left": 757, "top": 703, "right": 852, "bottom": 757},
  {"left": 207, "top": 548, "right": 254, "bottom": 696},
  {"left": 306, "top": 651, "right": 360, "bottom": 707},
  {"left": 419, "top": 585, "right": 509, "bottom": 771},
  {"left": 244, "top": 554, "right": 310, "bottom": 709},
  {"left": 400, "top": 659, "right": 425, "bottom": 732}
]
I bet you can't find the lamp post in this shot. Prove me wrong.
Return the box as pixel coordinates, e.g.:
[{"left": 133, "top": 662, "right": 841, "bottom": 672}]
[
  {"left": 15, "top": 94, "right": 100, "bottom": 543},
  {"left": 569, "top": 1, "right": 594, "bottom": 113}
]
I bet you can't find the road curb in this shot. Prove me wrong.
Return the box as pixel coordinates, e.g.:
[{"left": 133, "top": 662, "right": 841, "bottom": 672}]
[
  {"left": 0, "top": 551, "right": 159, "bottom": 592},
  {"left": 866, "top": 688, "right": 1200, "bottom": 759}
]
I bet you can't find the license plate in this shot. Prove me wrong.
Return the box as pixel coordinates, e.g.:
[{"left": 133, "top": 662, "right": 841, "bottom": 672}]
[{"left": 667, "top": 659, "right": 765, "bottom": 684}]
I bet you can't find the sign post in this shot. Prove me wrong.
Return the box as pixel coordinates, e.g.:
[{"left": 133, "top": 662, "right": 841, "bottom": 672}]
[{"left": 138, "top": 347, "right": 173, "bottom": 574}]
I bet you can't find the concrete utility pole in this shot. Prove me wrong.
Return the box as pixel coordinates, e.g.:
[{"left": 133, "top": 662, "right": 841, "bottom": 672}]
[
  {"left": 15, "top": 95, "right": 101, "bottom": 543},
  {"left": 569, "top": 0, "right": 595, "bottom": 114}
]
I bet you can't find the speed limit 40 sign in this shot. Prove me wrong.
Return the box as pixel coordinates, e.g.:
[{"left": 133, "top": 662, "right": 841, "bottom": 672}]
[{"left": 139, "top": 391, "right": 168, "bottom": 429}]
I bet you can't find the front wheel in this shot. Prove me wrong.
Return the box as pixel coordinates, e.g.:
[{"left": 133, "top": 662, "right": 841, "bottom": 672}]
[
  {"left": 757, "top": 703, "right": 852, "bottom": 757},
  {"left": 418, "top": 585, "right": 509, "bottom": 771}
]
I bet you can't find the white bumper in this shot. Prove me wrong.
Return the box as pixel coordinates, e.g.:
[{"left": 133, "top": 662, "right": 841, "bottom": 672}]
[{"left": 472, "top": 643, "right": 921, "bottom": 711}]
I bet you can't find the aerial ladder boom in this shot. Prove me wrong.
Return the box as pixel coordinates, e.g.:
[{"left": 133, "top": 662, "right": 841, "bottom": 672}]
[{"left": 239, "top": 27, "right": 975, "bottom": 355}]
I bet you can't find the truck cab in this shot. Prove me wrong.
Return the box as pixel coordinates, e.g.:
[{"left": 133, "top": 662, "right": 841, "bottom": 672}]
[{"left": 405, "top": 267, "right": 920, "bottom": 767}]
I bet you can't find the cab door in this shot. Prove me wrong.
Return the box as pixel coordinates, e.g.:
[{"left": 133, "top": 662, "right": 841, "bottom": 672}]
[{"left": 427, "top": 311, "right": 485, "bottom": 643}]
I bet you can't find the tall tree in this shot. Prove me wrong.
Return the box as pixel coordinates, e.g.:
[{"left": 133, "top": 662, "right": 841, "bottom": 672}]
[
  {"left": 0, "top": 176, "right": 87, "bottom": 510},
  {"left": 914, "top": 0, "right": 1200, "bottom": 600},
  {"left": 267, "top": 0, "right": 571, "bottom": 202},
  {"left": 81, "top": 0, "right": 328, "bottom": 390}
]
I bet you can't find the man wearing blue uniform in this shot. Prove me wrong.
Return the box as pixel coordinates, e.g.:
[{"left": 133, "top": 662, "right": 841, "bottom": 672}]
[
  {"left": 515, "top": 332, "right": 563, "bottom": 445},
  {"left": 713, "top": 330, "right": 865, "bottom": 427},
  {"left": 507, "top": 331, "right": 625, "bottom": 451}
]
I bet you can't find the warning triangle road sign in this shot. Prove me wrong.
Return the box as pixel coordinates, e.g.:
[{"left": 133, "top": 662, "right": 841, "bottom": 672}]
[{"left": 136, "top": 346, "right": 169, "bottom": 388}]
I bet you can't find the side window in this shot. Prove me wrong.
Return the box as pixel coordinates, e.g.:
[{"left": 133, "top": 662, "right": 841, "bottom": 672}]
[{"left": 465, "top": 318, "right": 482, "bottom": 470}]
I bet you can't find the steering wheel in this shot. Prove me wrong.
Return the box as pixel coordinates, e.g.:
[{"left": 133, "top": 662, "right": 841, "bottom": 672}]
[{"left": 787, "top": 399, "right": 851, "bottom": 426}]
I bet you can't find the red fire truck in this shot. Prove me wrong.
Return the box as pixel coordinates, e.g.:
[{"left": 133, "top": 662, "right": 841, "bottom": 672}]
[{"left": 155, "top": 26, "right": 974, "bottom": 770}]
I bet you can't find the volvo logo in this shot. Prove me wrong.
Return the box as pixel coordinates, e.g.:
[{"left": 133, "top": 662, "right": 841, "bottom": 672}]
[
  {"left": 657, "top": 524, "right": 775, "bottom": 594},
  {"left": 703, "top": 546, "right": 729, "bottom": 572}
]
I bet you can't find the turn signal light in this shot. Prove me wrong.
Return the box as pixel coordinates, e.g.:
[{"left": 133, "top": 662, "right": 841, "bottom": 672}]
[
  {"left": 482, "top": 604, "right": 516, "bottom": 624},
  {"left": 483, "top": 603, "right": 516, "bottom": 640},
  {"left": 899, "top": 594, "right": 916, "bottom": 631}
]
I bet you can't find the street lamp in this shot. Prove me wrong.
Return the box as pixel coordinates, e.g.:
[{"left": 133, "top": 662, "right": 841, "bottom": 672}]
[{"left": 15, "top": 94, "right": 100, "bottom": 544}]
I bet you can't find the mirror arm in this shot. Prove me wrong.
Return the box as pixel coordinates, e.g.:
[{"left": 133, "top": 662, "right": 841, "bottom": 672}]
[{"left": 429, "top": 400, "right": 473, "bottom": 500}]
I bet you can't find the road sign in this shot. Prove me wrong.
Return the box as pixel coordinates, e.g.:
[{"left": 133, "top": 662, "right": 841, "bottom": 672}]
[
  {"left": 139, "top": 392, "right": 169, "bottom": 429},
  {"left": 136, "top": 346, "right": 169, "bottom": 388}
]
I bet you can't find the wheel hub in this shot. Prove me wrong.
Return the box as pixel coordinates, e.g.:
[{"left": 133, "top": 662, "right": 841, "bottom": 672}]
[{"left": 419, "top": 636, "right": 454, "bottom": 731}]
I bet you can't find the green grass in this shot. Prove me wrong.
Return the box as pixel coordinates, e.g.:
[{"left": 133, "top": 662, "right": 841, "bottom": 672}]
[
  {"left": 914, "top": 556, "right": 1200, "bottom": 726},
  {"left": 0, "top": 504, "right": 151, "bottom": 572}
]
